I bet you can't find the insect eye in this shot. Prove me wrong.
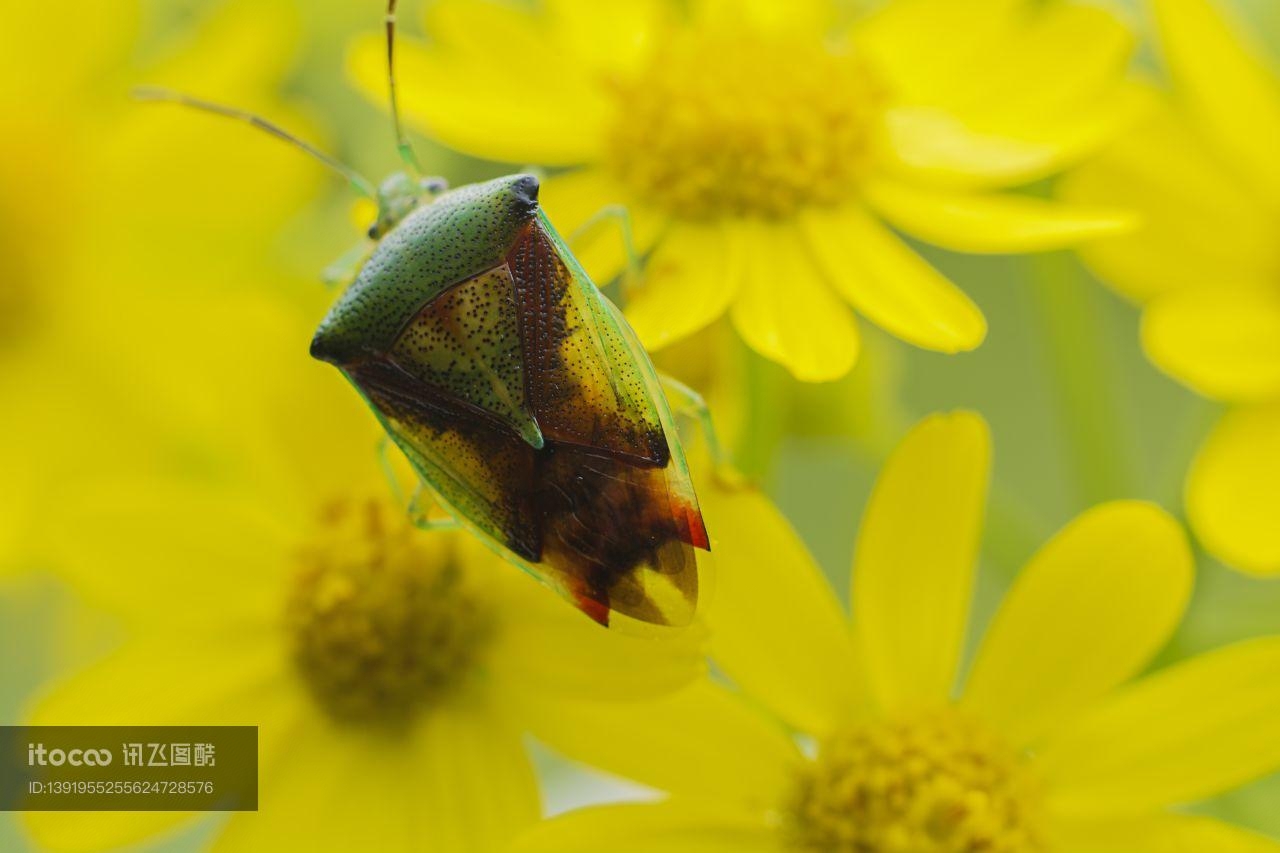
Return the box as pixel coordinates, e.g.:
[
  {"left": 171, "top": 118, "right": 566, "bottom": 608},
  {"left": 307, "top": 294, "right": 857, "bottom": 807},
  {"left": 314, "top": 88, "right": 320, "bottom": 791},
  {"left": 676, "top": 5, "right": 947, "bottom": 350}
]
[{"left": 367, "top": 225, "right": 380, "bottom": 240}]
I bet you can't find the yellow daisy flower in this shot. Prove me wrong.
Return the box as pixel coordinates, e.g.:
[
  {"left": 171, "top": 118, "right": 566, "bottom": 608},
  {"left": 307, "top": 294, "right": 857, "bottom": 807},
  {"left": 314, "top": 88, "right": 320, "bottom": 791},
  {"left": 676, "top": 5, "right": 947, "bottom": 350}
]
[
  {"left": 348, "top": 0, "right": 1140, "bottom": 382},
  {"left": 1060, "top": 0, "right": 1280, "bottom": 575},
  {"left": 0, "top": 0, "right": 322, "bottom": 573},
  {"left": 20, "top": 299, "right": 704, "bottom": 853},
  {"left": 511, "top": 412, "right": 1280, "bottom": 851}
]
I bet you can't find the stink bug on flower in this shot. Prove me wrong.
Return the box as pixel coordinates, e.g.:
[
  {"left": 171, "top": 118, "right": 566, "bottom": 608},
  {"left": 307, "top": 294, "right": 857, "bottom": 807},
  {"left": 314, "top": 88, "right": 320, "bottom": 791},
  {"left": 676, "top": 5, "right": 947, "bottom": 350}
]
[{"left": 137, "top": 1, "right": 712, "bottom": 630}]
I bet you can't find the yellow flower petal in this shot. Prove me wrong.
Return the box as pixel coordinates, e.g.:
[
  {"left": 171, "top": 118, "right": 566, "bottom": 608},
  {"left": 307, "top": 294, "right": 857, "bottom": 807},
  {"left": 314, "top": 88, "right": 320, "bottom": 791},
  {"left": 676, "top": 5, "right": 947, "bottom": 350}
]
[
  {"left": 728, "top": 221, "right": 859, "bottom": 382},
  {"left": 28, "top": 635, "right": 289, "bottom": 728},
  {"left": 346, "top": 23, "right": 605, "bottom": 166},
  {"left": 1060, "top": 104, "right": 1279, "bottom": 302},
  {"left": 692, "top": 0, "right": 832, "bottom": 33},
  {"left": 1154, "top": 0, "right": 1280, "bottom": 198},
  {"left": 865, "top": 180, "right": 1137, "bottom": 254},
  {"left": 943, "top": 2, "right": 1135, "bottom": 118},
  {"left": 879, "top": 73, "right": 1148, "bottom": 193},
  {"left": 853, "top": 412, "right": 990, "bottom": 713},
  {"left": 879, "top": 105, "right": 1068, "bottom": 188},
  {"left": 137, "top": 0, "right": 301, "bottom": 97},
  {"left": 541, "top": 168, "right": 665, "bottom": 286},
  {"left": 1051, "top": 814, "right": 1280, "bottom": 853},
  {"left": 216, "top": 702, "right": 539, "bottom": 853},
  {"left": 1041, "top": 636, "right": 1280, "bottom": 817},
  {"left": 23, "top": 808, "right": 188, "bottom": 853},
  {"left": 542, "top": 0, "right": 670, "bottom": 77},
  {"left": 22, "top": 639, "right": 294, "bottom": 852},
  {"left": 487, "top": 545, "right": 707, "bottom": 701},
  {"left": 963, "top": 502, "right": 1193, "bottom": 747},
  {"left": 803, "top": 205, "right": 985, "bottom": 353},
  {"left": 41, "top": 481, "right": 287, "bottom": 628},
  {"left": 0, "top": 0, "right": 137, "bottom": 101},
  {"left": 173, "top": 294, "right": 387, "bottom": 510},
  {"left": 215, "top": 713, "right": 372, "bottom": 853},
  {"left": 1143, "top": 288, "right": 1280, "bottom": 403},
  {"left": 702, "top": 481, "right": 868, "bottom": 736},
  {"left": 624, "top": 222, "right": 740, "bottom": 352},
  {"left": 854, "top": 0, "right": 1022, "bottom": 106},
  {"left": 524, "top": 682, "right": 802, "bottom": 811},
  {"left": 1187, "top": 403, "right": 1280, "bottom": 575},
  {"left": 513, "top": 800, "right": 782, "bottom": 853},
  {"left": 95, "top": 0, "right": 321, "bottom": 271}
]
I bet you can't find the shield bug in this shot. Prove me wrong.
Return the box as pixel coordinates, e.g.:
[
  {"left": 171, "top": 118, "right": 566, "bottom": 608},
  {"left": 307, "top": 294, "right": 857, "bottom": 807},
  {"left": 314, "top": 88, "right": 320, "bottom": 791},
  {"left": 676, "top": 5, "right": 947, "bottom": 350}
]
[{"left": 138, "top": 1, "right": 711, "bottom": 631}]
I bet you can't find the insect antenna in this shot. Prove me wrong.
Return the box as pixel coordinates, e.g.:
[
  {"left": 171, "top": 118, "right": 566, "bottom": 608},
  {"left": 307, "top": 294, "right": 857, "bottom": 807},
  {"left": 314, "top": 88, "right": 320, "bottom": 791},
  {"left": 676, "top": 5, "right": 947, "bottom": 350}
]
[
  {"left": 385, "top": 0, "right": 424, "bottom": 177},
  {"left": 132, "top": 86, "right": 380, "bottom": 201}
]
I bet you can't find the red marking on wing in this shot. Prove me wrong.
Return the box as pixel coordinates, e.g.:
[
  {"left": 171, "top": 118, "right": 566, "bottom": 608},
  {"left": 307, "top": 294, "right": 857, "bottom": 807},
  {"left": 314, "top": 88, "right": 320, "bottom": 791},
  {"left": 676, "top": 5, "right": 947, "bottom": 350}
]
[
  {"left": 572, "top": 585, "right": 611, "bottom": 627},
  {"left": 682, "top": 503, "right": 710, "bottom": 551}
]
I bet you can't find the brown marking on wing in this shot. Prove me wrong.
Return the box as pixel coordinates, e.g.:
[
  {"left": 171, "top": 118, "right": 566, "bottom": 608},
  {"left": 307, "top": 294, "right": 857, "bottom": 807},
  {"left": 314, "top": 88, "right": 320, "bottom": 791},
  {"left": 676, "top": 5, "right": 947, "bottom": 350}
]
[
  {"left": 347, "top": 356, "right": 704, "bottom": 627},
  {"left": 506, "top": 220, "right": 671, "bottom": 468}
]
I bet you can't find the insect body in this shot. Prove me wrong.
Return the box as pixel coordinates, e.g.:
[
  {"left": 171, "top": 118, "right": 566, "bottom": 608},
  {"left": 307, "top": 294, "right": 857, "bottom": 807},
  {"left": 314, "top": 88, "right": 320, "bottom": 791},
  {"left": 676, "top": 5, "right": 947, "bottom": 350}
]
[
  {"left": 312, "top": 173, "right": 710, "bottom": 628},
  {"left": 140, "top": 3, "right": 711, "bottom": 630}
]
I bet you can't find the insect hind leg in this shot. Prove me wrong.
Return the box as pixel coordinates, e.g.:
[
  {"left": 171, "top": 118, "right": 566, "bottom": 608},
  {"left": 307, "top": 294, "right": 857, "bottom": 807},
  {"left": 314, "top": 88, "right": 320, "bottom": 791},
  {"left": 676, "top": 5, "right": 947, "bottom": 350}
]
[
  {"left": 569, "top": 203, "right": 643, "bottom": 286},
  {"left": 658, "top": 374, "right": 729, "bottom": 471}
]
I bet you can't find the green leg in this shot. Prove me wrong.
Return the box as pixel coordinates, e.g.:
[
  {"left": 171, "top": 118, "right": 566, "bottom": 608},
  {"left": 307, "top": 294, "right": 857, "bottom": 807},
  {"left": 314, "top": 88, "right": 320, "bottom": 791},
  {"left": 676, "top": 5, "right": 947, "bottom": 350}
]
[
  {"left": 658, "top": 373, "right": 729, "bottom": 471},
  {"left": 407, "top": 484, "right": 461, "bottom": 531},
  {"left": 378, "top": 436, "right": 460, "bottom": 530},
  {"left": 377, "top": 435, "right": 407, "bottom": 507},
  {"left": 321, "top": 240, "right": 372, "bottom": 288},
  {"left": 568, "top": 204, "right": 643, "bottom": 285}
]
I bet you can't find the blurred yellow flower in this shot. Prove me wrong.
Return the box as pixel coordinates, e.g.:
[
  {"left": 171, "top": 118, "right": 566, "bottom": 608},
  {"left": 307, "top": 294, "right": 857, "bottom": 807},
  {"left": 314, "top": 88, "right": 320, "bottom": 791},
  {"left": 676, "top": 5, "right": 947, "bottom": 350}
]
[
  {"left": 349, "top": 0, "right": 1140, "bottom": 382},
  {"left": 511, "top": 413, "right": 1280, "bottom": 851},
  {"left": 21, "top": 300, "right": 704, "bottom": 853},
  {"left": 1061, "top": 0, "right": 1280, "bottom": 576},
  {"left": 652, "top": 319, "right": 906, "bottom": 474},
  {"left": 0, "top": 0, "right": 322, "bottom": 573}
]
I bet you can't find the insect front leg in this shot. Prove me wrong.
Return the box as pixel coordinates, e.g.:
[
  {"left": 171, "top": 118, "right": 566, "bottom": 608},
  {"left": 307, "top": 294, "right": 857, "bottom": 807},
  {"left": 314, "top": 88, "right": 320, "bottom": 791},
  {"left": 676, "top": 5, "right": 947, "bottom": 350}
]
[{"left": 321, "top": 240, "right": 374, "bottom": 288}]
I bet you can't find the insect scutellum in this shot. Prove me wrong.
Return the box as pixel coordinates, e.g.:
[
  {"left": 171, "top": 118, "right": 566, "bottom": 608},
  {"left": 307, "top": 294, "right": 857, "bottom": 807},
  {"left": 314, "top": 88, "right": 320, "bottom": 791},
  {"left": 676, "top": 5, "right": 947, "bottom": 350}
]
[{"left": 133, "top": 0, "right": 446, "bottom": 246}]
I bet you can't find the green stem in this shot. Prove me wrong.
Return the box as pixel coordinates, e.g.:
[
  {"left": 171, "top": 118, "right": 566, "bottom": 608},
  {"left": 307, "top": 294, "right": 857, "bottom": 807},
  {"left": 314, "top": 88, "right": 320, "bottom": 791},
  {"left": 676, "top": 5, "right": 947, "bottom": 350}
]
[
  {"left": 1155, "top": 394, "right": 1221, "bottom": 512},
  {"left": 983, "top": 483, "right": 1052, "bottom": 578},
  {"left": 1028, "top": 251, "right": 1134, "bottom": 508},
  {"left": 734, "top": 345, "right": 790, "bottom": 484}
]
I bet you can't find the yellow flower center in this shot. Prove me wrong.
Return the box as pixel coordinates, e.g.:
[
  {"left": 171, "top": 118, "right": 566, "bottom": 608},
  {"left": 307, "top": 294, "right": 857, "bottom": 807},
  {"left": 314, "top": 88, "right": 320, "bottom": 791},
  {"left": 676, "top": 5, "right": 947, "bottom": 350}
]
[
  {"left": 286, "top": 498, "right": 492, "bottom": 726},
  {"left": 604, "top": 30, "right": 886, "bottom": 220},
  {"left": 789, "top": 710, "right": 1044, "bottom": 853}
]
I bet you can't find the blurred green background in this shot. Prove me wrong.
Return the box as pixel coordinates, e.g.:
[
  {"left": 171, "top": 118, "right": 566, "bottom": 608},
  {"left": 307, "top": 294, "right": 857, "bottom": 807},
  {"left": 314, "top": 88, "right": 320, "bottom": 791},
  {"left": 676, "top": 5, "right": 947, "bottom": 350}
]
[{"left": 2, "top": 0, "right": 1278, "bottom": 849}]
